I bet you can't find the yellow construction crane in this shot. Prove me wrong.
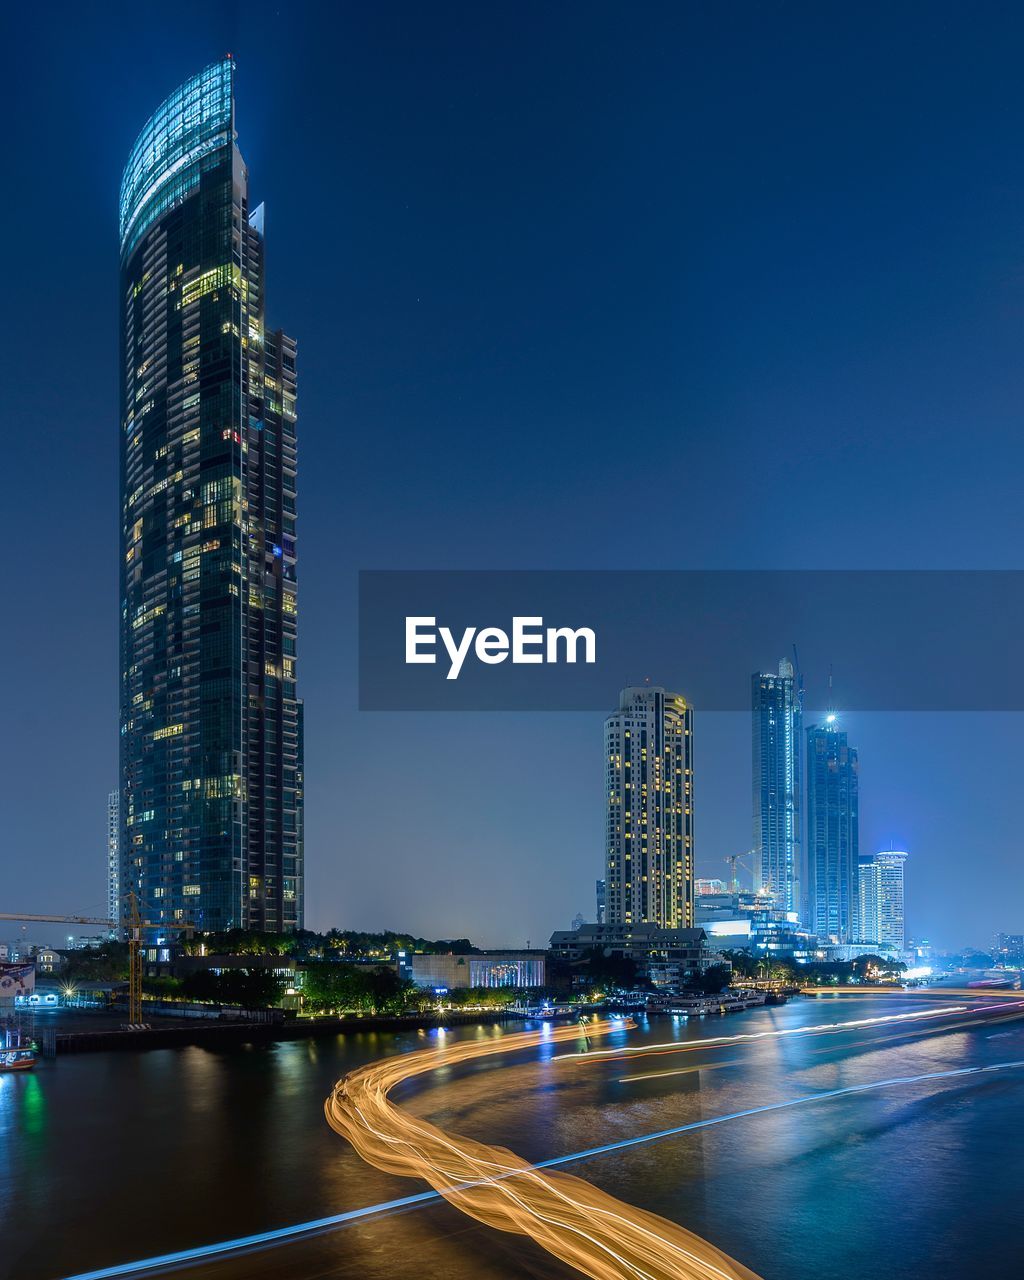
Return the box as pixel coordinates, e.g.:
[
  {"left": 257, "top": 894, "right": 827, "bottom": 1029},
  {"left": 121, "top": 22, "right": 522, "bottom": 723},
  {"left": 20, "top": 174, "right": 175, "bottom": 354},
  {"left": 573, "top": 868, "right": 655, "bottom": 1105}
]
[{"left": 0, "top": 898, "right": 193, "bottom": 1024}]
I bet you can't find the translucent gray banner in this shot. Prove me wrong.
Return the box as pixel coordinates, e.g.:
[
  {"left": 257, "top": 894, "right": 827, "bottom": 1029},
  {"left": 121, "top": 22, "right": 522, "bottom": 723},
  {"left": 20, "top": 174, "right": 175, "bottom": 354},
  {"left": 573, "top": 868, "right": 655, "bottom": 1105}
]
[{"left": 358, "top": 570, "right": 1020, "bottom": 711}]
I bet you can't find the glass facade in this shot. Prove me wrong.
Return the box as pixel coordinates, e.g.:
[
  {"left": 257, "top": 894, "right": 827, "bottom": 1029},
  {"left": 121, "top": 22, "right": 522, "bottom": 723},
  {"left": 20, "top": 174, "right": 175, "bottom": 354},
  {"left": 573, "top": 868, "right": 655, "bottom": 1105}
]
[
  {"left": 119, "top": 61, "right": 303, "bottom": 933},
  {"left": 120, "top": 60, "right": 234, "bottom": 262},
  {"left": 751, "top": 659, "right": 802, "bottom": 914},
  {"left": 806, "top": 721, "right": 858, "bottom": 943}
]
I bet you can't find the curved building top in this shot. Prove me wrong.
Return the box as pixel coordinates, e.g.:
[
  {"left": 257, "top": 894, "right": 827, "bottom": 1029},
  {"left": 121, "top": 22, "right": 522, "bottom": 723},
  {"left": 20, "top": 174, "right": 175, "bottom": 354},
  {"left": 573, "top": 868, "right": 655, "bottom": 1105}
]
[{"left": 119, "top": 59, "right": 234, "bottom": 261}]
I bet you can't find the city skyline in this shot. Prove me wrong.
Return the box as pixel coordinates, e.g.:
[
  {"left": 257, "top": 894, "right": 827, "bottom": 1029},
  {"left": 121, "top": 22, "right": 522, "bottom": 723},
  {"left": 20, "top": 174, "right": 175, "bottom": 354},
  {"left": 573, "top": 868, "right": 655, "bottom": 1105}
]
[
  {"left": 4, "top": 3, "right": 1024, "bottom": 952},
  {"left": 7, "top": 11, "right": 1024, "bottom": 1280}
]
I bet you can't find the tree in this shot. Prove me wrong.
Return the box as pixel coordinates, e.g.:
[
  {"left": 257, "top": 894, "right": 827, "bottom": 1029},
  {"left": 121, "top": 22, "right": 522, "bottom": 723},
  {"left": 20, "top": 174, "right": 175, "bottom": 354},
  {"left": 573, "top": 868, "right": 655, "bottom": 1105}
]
[
  {"left": 684, "top": 964, "right": 732, "bottom": 995},
  {"left": 180, "top": 968, "right": 284, "bottom": 1008},
  {"left": 62, "top": 943, "right": 129, "bottom": 984},
  {"left": 576, "top": 947, "right": 638, "bottom": 990},
  {"left": 721, "top": 950, "right": 758, "bottom": 979}
]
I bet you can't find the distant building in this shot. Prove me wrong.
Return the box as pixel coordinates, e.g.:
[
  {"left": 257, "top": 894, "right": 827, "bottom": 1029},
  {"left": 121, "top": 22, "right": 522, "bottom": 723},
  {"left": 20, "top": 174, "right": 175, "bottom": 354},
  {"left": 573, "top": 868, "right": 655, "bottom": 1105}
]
[
  {"left": 604, "top": 685, "right": 693, "bottom": 929},
  {"left": 695, "top": 891, "right": 815, "bottom": 962},
  {"left": 595, "top": 878, "right": 606, "bottom": 925},
  {"left": 548, "top": 923, "right": 719, "bottom": 986},
  {"left": 858, "top": 856, "right": 880, "bottom": 944},
  {"left": 752, "top": 660, "right": 802, "bottom": 913},
  {"left": 995, "top": 933, "right": 1024, "bottom": 966},
  {"left": 858, "top": 850, "right": 908, "bottom": 949},
  {"left": 32, "top": 948, "right": 65, "bottom": 975},
  {"left": 695, "top": 878, "right": 727, "bottom": 897},
  {"left": 409, "top": 952, "right": 546, "bottom": 990},
  {"left": 165, "top": 953, "right": 300, "bottom": 983},
  {"left": 107, "top": 789, "right": 120, "bottom": 927},
  {"left": 817, "top": 941, "right": 901, "bottom": 964},
  {"left": 806, "top": 717, "right": 859, "bottom": 943}
]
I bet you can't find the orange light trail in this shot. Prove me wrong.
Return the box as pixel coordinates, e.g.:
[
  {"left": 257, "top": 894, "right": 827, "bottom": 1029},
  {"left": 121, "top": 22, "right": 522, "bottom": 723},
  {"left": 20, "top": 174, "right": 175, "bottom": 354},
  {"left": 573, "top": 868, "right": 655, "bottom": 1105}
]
[{"left": 325, "top": 1020, "right": 762, "bottom": 1280}]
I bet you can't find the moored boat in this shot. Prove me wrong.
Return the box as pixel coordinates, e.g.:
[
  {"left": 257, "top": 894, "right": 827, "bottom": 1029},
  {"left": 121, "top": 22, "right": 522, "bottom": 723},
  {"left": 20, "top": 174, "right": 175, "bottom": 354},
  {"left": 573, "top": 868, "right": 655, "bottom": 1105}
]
[{"left": 1, "top": 1044, "right": 37, "bottom": 1071}]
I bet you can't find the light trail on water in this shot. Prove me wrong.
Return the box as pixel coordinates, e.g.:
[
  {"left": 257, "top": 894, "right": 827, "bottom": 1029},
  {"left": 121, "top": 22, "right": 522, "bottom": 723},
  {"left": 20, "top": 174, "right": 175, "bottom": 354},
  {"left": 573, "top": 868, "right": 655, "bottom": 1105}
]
[
  {"left": 557, "top": 1004, "right": 976, "bottom": 1066},
  {"left": 324, "top": 1019, "right": 762, "bottom": 1280},
  {"left": 61, "top": 1029, "right": 1024, "bottom": 1280}
]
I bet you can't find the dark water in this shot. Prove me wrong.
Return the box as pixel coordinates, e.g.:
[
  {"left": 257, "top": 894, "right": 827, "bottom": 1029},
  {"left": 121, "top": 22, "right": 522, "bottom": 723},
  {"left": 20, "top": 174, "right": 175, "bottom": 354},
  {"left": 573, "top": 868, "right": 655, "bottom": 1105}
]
[{"left": 3, "top": 995, "right": 1023, "bottom": 1280}]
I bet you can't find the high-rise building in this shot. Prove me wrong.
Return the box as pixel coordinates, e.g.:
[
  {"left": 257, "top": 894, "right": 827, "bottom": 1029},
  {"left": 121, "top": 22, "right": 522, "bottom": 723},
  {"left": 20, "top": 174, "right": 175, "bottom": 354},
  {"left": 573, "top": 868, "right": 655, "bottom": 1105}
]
[
  {"left": 595, "top": 878, "right": 606, "bottom": 925},
  {"left": 751, "top": 659, "right": 802, "bottom": 913},
  {"left": 119, "top": 61, "right": 303, "bottom": 933},
  {"left": 857, "top": 854, "right": 880, "bottom": 945},
  {"left": 806, "top": 716, "right": 858, "bottom": 942},
  {"left": 604, "top": 686, "right": 693, "bottom": 928},
  {"left": 107, "top": 789, "right": 120, "bottom": 925},
  {"left": 858, "top": 849, "right": 909, "bottom": 948}
]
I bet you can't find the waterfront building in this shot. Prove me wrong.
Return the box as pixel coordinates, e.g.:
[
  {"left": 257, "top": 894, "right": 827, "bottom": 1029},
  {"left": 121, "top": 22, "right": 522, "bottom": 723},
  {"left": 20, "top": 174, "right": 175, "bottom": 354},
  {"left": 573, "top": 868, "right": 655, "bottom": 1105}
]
[
  {"left": 751, "top": 660, "right": 802, "bottom": 913},
  {"left": 858, "top": 849, "right": 908, "bottom": 949},
  {"left": 548, "top": 923, "right": 719, "bottom": 984},
  {"left": 694, "top": 891, "right": 815, "bottom": 962},
  {"left": 118, "top": 60, "right": 303, "bottom": 932},
  {"left": 107, "top": 789, "right": 120, "bottom": 926},
  {"left": 806, "top": 717, "right": 859, "bottom": 943},
  {"left": 604, "top": 685, "right": 694, "bottom": 928},
  {"left": 32, "top": 948, "right": 65, "bottom": 975},
  {"left": 858, "top": 855, "right": 880, "bottom": 944},
  {"left": 409, "top": 952, "right": 546, "bottom": 990}
]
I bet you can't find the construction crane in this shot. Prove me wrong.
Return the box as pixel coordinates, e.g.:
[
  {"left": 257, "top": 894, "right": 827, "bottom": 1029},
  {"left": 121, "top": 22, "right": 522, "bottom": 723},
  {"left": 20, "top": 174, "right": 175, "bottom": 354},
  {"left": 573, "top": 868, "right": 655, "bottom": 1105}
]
[
  {"left": 0, "top": 894, "right": 193, "bottom": 1024},
  {"left": 723, "top": 850, "right": 756, "bottom": 894}
]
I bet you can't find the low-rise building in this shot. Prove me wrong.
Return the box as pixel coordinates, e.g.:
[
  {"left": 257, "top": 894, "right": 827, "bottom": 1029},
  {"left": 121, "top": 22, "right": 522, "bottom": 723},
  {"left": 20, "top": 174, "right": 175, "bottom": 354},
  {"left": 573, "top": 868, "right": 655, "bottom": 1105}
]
[
  {"left": 32, "top": 948, "right": 65, "bottom": 975},
  {"left": 409, "top": 952, "right": 546, "bottom": 990},
  {"left": 548, "top": 923, "right": 721, "bottom": 987},
  {"left": 166, "top": 954, "right": 301, "bottom": 983}
]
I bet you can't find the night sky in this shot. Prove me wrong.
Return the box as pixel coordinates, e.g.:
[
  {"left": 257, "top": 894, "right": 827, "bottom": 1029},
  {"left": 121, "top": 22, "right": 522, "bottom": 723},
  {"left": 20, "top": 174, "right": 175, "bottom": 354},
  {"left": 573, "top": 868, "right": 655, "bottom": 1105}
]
[{"left": 3, "top": 2, "right": 1023, "bottom": 950}]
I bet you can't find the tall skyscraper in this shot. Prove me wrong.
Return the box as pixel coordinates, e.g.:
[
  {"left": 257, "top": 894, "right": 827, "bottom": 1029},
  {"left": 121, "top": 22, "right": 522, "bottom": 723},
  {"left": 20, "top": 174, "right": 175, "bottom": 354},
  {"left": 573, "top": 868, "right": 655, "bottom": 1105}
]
[
  {"left": 119, "top": 60, "right": 303, "bottom": 933},
  {"left": 604, "top": 686, "right": 693, "bottom": 928},
  {"left": 859, "top": 849, "right": 908, "bottom": 949},
  {"left": 806, "top": 717, "right": 858, "bottom": 942},
  {"left": 857, "top": 854, "right": 879, "bottom": 945},
  {"left": 107, "top": 790, "right": 120, "bottom": 926},
  {"left": 751, "top": 659, "right": 802, "bottom": 913}
]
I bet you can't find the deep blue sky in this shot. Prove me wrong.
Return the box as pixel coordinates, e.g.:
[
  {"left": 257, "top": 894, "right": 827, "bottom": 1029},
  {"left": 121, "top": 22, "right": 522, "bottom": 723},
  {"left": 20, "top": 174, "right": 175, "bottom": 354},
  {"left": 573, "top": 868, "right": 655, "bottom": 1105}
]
[{"left": 2, "top": 2, "right": 1022, "bottom": 950}]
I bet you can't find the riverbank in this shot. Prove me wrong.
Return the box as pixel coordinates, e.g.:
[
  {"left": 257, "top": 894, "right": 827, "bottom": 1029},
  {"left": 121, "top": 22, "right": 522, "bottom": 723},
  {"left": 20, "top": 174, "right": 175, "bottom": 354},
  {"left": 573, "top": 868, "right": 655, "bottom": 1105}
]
[{"left": 39, "top": 1008, "right": 540, "bottom": 1055}]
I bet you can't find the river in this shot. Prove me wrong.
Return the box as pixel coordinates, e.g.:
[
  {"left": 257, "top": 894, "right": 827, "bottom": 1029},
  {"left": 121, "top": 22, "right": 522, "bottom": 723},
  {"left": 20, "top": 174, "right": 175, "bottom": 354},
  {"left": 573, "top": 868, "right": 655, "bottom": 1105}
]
[{"left": 2, "top": 992, "right": 1023, "bottom": 1280}]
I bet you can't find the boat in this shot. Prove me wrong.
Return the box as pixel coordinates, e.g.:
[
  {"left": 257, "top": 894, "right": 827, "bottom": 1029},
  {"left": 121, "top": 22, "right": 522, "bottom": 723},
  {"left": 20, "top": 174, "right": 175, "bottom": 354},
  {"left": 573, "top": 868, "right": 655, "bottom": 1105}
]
[
  {"left": 1, "top": 1025, "right": 38, "bottom": 1071},
  {"left": 0, "top": 1044, "right": 37, "bottom": 1071}
]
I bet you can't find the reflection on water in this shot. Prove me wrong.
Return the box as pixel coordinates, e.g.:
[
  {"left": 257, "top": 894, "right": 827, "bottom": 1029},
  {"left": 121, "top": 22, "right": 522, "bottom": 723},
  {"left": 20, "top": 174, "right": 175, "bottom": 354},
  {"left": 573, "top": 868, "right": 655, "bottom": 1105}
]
[{"left": 1, "top": 997, "right": 1023, "bottom": 1280}]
